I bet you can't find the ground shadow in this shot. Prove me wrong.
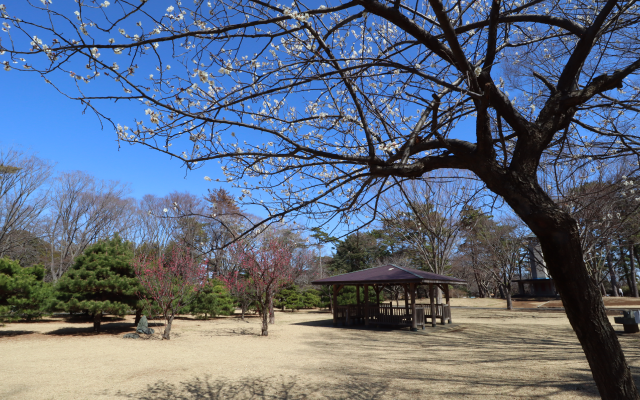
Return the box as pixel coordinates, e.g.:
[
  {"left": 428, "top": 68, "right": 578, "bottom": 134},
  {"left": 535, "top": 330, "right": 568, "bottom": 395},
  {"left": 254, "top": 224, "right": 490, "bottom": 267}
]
[
  {"left": 202, "top": 327, "right": 258, "bottom": 337},
  {"left": 4, "top": 318, "right": 63, "bottom": 324},
  {"left": 0, "top": 330, "right": 36, "bottom": 338},
  {"left": 62, "top": 315, "right": 127, "bottom": 324},
  {"left": 295, "top": 308, "right": 611, "bottom": 398},
  {"left": 292, "top": 318, "right": 443, "bottom": 332},
  {"left": 45, "top": 321, "right": 163, "bottom": 336},
  {"left": 112, "top": 375, "right": 395, "bottom": 400},
  {"left": 291, "top": 318, "right": 334, "bottom": 328}
]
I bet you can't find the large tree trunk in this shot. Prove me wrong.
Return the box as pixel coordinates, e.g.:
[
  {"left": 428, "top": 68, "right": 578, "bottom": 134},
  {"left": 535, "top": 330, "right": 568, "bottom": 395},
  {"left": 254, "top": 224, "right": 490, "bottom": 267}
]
[
  {"left": 163, "top": 314, "right": 174, "bottom": 340},
  {"left": 495, "top": 176, "right": 639, "bottom": 399},
  {"left": 268, "top": 295, "right": 275, "bottom": 324},
  {"left": 134, "top": 308, "right": 142, "bottom": 326},
  {"left": 630, "top": 244, "right": 638, "bottom": 298},
  {"left": 93, "top": 312, "right": 102, "bottom": 333},
  {"left": 621, "top": 245, "right": 633, "bottom": 295},
  {"left": 260, "top": 303, "right": 269, "bottom": 336},
  {"left": 536, "top": 224, "right": 637, "bottom": 398},
  {"left": 505, "top": 286, "right": 513, "bottom": 310},
  {"left": 608, "top": 251, "right": 619, "bottom": 297}
]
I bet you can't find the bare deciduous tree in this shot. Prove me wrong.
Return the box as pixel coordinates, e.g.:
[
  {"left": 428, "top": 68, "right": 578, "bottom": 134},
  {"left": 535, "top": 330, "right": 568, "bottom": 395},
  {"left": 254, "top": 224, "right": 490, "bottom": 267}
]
[
  {"left": 0, "top": 148, "right": 52, "bottom": 264},
  {"left": 476, "top": 218, "right": 526, "bottom": 310},
  {"left": 44, "top": 171, "right": 131, "bottom": 281},
  {"left": 5, "top": 0, "right": 640, "bottom": 396},
  {"left": 381, "top": 173, "right": 479, "bottom": 275}
]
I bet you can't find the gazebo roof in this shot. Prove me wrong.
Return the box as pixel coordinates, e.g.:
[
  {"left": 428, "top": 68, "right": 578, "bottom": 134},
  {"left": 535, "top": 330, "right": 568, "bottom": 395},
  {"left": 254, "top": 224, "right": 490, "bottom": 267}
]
[{"left": 311, "top": 265, "right": 467, "bottom": 286}]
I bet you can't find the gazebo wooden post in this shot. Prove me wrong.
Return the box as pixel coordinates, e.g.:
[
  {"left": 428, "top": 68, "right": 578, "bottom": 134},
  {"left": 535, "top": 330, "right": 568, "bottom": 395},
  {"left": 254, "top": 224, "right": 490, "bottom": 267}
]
[
  {"left": 438, "top": 284, "right": 445, "bottom": 325},
  {"left": 373, "top": 284, "right": 381, "bottom": 328},
  {"left": 364, "top": 284, "right": 369, "bottom": 326},
  {"left": 403, "top": 284, "right": 409, "bottom": 315},
  {"left": 445, "top": 284, "right": 452, "bottom": 324},
  {"left": 410, "top": 283, "right": 417, "bottom": 331},
  {"left": 332, "top": 284, "right": 338, "bottom": 326},
  {"left": 429, "top": 283, "right": 436, "bottom": 327},
  {"left": 356, "top": 284, "right": 361, "bottom": 323}
]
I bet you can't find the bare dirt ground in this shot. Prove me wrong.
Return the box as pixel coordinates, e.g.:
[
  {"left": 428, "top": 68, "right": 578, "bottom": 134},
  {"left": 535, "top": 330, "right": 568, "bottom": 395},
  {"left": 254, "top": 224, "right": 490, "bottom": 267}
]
[
  {"left": 542, "top": 297, "right": 640, "bottom": 309},
  {"left": 2, "top": 302, "right": 640, "bottom": 399}
]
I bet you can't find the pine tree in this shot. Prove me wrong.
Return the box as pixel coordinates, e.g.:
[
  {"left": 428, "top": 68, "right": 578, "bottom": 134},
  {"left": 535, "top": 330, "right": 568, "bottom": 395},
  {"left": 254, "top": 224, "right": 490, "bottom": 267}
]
[
  {"left": 188, "top": 278, "right": 235, "bottom": 319},
  {"left": 0, "top": 258, "right": 52, "bottom": 322},
  {"left": 301, "top": 289, "right": 321, "bottom": 309},
  {"left": 274, "top": 285, "right": 303, "bottom": 311},
  {"left": 55, "top": 234, "right": 141, "bottom": 332}
]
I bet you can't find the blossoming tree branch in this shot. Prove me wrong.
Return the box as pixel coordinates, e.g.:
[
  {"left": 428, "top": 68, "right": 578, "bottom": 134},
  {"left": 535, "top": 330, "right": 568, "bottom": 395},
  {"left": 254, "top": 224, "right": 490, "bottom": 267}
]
[{"left": 2, "top": 0, "right": 640, "bottom": 398}]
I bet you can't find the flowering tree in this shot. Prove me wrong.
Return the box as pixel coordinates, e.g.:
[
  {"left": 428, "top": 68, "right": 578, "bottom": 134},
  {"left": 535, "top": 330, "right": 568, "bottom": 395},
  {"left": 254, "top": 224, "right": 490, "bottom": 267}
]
[
  {"left": 4, "top": 0, "right": 640, "bottom": 396},
  {"left": 133, "top": 246, "right": 207, "bottom": 340},
  {"left": 224, "top": 237, "right": 299, "bottom": 336},
  {"left": 220, "top": 268, "right": 253, "bottom": 322}
]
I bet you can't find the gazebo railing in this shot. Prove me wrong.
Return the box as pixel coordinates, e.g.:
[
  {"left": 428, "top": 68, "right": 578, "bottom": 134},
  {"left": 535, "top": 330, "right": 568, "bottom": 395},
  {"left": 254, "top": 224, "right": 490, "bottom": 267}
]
[
  {"left": 334, "top": 303, "right": 451, "bottom": 327},
  {"left": 371, "top": 303, "right": 412, "bottom": 326}
]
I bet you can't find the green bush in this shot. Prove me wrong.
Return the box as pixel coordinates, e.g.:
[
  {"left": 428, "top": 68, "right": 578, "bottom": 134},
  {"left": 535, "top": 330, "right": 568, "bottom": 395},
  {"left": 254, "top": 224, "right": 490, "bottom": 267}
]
[
  {"left": 274, "top": 285, "right": 303, "bottom": 311},
  {"left": 337, "top": 285, "right": 378, "bottom": 306},
  {"left": 301, "top": 289, "right": 321, "bottom": 309},
  {"left": 55, "top": 234, "right": 141, "bottom": 332},
  {"left": 0, "top": 258, "right": 53, "bottom": 322},
  {"left": 188, "top": 278, "right": 235, "bottom": 319},
  {"left": 275, "top": 285, "right": 323, "bottom": 311}
]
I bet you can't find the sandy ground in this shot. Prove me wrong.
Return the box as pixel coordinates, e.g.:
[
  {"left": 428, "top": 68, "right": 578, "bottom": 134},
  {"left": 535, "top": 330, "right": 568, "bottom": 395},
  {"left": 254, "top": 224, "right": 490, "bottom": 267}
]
[
  {"left": 542, "top": 297, "right": 640, "bottom": 309},
  {"left": 2, "top": 303, "right": 640, "bottom": 399}
]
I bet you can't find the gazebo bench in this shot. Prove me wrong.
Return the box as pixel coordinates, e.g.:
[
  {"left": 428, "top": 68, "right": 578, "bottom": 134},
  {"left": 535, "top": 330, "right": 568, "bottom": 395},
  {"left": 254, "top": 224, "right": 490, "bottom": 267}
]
[{"left": 614, "top": 310, "right": 640, "bottom": 333}]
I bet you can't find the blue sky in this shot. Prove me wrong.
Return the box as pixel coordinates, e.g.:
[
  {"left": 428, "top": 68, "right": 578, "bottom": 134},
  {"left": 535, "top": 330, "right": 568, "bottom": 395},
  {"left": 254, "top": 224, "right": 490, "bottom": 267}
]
[
  {"left": 0, "top": 0, "right": 222, "bottom": 200},
  {"left": 0, "top": 61, "right": 229, "bottom": 199},
  {"left": 0, "top": 1, "right": 495, "bottom": 245}
]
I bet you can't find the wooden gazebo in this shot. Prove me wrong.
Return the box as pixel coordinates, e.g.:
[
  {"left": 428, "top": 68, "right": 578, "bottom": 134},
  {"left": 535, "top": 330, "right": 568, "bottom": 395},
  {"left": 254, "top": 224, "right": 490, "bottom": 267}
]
[{"left": 312, "top": 265, "right": 466, "bottom": 331}]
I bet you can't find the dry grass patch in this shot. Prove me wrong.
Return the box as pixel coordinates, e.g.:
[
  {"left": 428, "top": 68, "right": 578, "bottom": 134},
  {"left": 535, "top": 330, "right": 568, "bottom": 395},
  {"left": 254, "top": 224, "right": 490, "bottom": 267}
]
[{"left": 1, "top": 307, "right": 640, "bottom": 399}]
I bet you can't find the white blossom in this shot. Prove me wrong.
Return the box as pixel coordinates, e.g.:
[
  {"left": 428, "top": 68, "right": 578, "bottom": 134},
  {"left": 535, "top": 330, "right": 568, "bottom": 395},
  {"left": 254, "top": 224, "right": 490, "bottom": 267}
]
[{"left": 197, "top": 70, "right": 208, "bottom": 83}]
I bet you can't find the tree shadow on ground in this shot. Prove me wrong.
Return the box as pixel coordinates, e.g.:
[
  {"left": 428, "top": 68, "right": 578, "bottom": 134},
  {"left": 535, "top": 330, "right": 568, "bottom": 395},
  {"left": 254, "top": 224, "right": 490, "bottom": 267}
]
[
  {"left": 113, "top": 375, "right": 396, "bottom": 400},
  {"left": 292, "top": 318, "right": 429, "bottom": 332},
  {"left": 4, "top": 318, "right": 63, "bottom": 324},
  {"left": 45, "top": 322, "right": 149, "bottom": 336},
  {"left": 0, "top": 330, "right": 36, "bottom": 337},
  {"left": 295, "top": 309, "right": 620, "bottom": 398},
  {"left": 62, "top": 315, "right": 127, "bottom": 324},
  {"left": 201, "top": 327, "right": 258, "bottom": 337}
]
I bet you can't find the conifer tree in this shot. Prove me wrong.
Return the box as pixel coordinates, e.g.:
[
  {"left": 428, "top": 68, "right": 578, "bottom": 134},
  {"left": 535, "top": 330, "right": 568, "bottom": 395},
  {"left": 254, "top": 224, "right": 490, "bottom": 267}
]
[
  {"left": 188, "top": 278, "right": 235, "bottom": 319},
  {"left": 56, "top": 234, "right": 140, "bottom": 333},
  {"left": 0, "top": 258, "right": 52, "bottom": 322},
  {"left": 274, "top": 285, "right": 303, "bottom": 312}
]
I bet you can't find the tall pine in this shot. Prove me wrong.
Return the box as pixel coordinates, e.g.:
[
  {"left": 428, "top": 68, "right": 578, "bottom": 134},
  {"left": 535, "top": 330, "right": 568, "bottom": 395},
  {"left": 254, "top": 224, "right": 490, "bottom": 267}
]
[{"left": 56, "top": 234, "right": 141, "bottom": 332}]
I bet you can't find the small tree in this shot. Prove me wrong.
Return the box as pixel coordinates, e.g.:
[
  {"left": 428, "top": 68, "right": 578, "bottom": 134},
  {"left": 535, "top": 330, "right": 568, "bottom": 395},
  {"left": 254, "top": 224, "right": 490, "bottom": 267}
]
[
  {"left": 301, "top": 289, "right": 322, "bottom": 309},
  {"left": 55, "top": 234, "right": 140, "bottom": 332},
  {"left": 188, "top": 278, "right": 235, "bottom": 319},
  {"left": 0, "top": 258, "right": 52, "bottom": 322},
  {"left": 477, "top": 220, "right": 526, "bottom": 310},
  {"left": 274, "top": 285, "right": 303, "bottom": 312},
  {"left": 225, "top": 237, "right": 299, "bottom": 336},
  {"left": 133, "top": 246, "right": 207, "bottom": 340},
  {"left": 221, "top": 271, "right": 253, "bottom": 322}
]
